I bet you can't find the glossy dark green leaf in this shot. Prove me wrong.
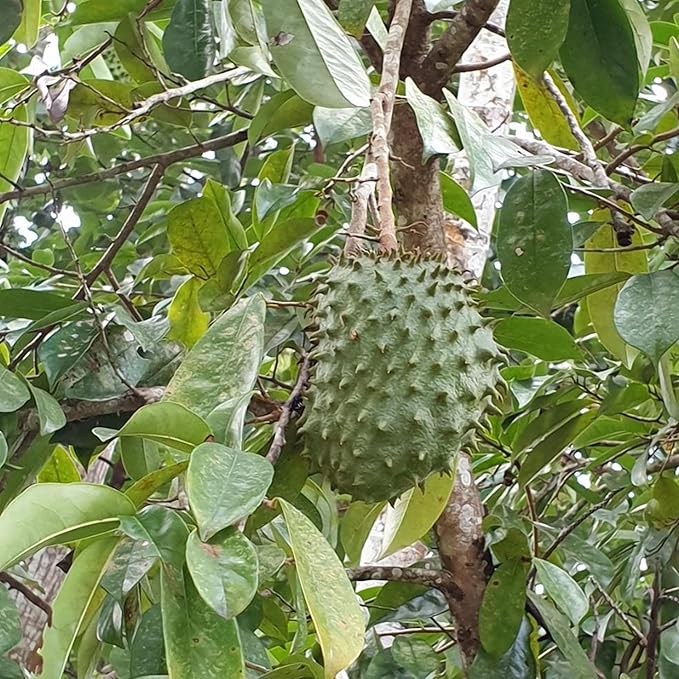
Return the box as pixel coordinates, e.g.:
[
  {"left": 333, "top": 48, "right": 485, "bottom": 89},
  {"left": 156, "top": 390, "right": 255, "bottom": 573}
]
[
  {"left": 0, "top": 432, "right": 7, "bottom": 470},
  {"left": 0, "top": 0, "right": 22, "bottom": 45},
  {"left": 186, "top": 528, "right": 258, "bottom": 619},
  {"left": 129, "top": 605, "right": 166, "bottom": 678},
  {"left": 494, "top": 317, "right": 582, "bottom": 361},
  {"left": 518, "top": 410, "right": 597, "bottom": 486},
  {"left": 0, "top": 366, "right": 30, "bottom": 413},
  {"left": 440, "top": 172, "right": 477, "bottom": 228},
  {"left": 479, "top": 559, "right": 528, "bottom": 659},
  {"left": 528, "top": 592, "right": 598, "bottom": 678},
  {"left": 187, "top": 442, "right": 274, "bottom": 540},
  {"left": 162, "top": 0, "right": 214, "bottom": 81},
  {"left": 534, "top": 558, "right": 588, "bottom": 625},
  {"left": 262, "top": 0, "right": 370, "bottom": 108},
  {"left": 0, "top": 289, "right": 85, "bottom": 321},
  {"left": 470, "top": 618, "right": 536, "bottom": 679},
  {"left": 506, "top": 0, "right": 570, "bottom": 78},
  {"left": 559, "top": 0, "right": 639, "bottom": 125},
  {"left": 160, "top": 523, "right": 246, "bottom": 678},
  {"left": 0, "top": 585, "right": 20, "bottom": 655},
  {"left": 101, "top": 537, "right": 158, "bottom": 602},
  {"left": 497, "top": 170, "right": 571, "bottom": 316},
  {"left": 614, "top": 269, "right": 679, "bottom": 363}
]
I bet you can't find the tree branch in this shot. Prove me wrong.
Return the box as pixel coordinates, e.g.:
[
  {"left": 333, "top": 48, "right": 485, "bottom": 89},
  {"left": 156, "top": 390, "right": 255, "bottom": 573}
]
[
  {"left": 266, "top": 354, "right": 311, "bottom": 465},
  {"left": 372, "top": 0, "right": 413, "bottom": 252},
  {"left": 78, "top": 164, "right": 165, "bottom": 292},
  {"left": 0, "top": 129, "right": 248, "bottom": 205},
  {"left": 0, "top": 573, "right": 53, "bottom": 625},
  {"left": 347, "top": 565, "right": 463, "bottom": 598},
  {"left": 418, "top": 0, "right": 500, "bottom": 96}
]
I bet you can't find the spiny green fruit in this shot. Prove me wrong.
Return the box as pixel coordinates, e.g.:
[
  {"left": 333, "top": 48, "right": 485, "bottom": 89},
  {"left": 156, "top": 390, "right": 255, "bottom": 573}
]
[{"left": 300, "top": 252, "right": 505, "bottom": 503}]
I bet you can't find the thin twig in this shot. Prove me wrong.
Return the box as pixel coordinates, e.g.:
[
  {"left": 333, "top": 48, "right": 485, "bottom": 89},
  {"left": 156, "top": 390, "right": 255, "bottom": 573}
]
[
  {"left": 607, "top": 125, "right": 679, "bottom": 175},
  {"left": 79, "top": 164, "right": 164, "bottom": 292},
  {"left": 453, "top": 53, "right": 511, "bottom": 73},
  {"left": 0, "top": 572, "right": 53, "bottom": 624},
  {"left": 266, "top": 354, "right": 311, "bottom": 465},
  {"left": 347, "top": 566, "right": 462, "bottom": 598},
  {"left": 0, "top": 129, "right": 248, "bottom": 205},
  {"left": 371, "top": 0, "right": 413, "bottom": 253}
]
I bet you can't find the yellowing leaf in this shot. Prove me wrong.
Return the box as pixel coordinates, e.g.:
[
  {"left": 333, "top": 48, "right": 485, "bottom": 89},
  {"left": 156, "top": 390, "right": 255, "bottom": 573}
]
[
  {"left": 279, "top": 499, "right": 365, "bottom": 678},
  {"left": 514, "top": 66, "right": 578, "bottom": 149},
  {"left": 168, "top": 278, "right": 209, "bottom": 348},
  {"left": 585, "top": 221, "right": 648, "bottom": 365},
  {"left": 380, "top": 471, "right": 454, "bottom": 559}
]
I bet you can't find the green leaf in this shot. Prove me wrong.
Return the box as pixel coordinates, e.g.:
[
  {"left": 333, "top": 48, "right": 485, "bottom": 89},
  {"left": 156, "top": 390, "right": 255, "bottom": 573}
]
[
  {"left": 506, "top": 0, "right": 570, "bottom": 79},
  {"left": 559, "top": 0, "right": 639, "bottom": 125},
  {"left": 380, "top": 471, "right": 454, "bottom": 559},
  {"left": 337, "top": 0, "right": 374, "bottom": 37},
  {"left": 168, "top": 198, "right": 233, "bottom": 279},
  {"left": 518, "top": 410, "right": 597, "bottom": 487},
  {"left": 0, "top": 68, "right": 29, "bottom": 105},
  {"left": 494, "top": 317, "right": 582, "bottom": 361},
  {"left": 162, "top": 0, "right": 214, "bottom": 81},
  {"left": 514, "top": 66, "right": 578, "bottom": 149},
  {"left": 186, "top": 528, "right": 258, "bottom": 619},
  {"left": 470, "top": 618, "right": 536, "bottom": 678},
  {"left": 0, "top": 289, "right": 84, "bottom": 321},
  {"left": 38, "top": 320, "right": 98, "bottom": 388},
  {"left": 619, "top": 0, "right": 652, "bottom": 75},
  {"left": 168, "top": 277, "right": 210, "bottom": 348},
  {"left": 244, "top": 219, "right": 320, "bottom": 289},
  {"left": 479, "top": 559, "right": 527, "bottom": 659},
  {"left": 249, "top": 90, "right": 314, "bottom": 145},
  {"left": 630, "top": 182, "right": 679, "bottom": 220},
  {"left": 38, "top": 537, "right": 119, "bottom": 679},
  {"left": 0, "top": 365, "right": 30, "bottom": 413},
  {"left": 125, "top": 461, "right": 189, "bottom": 508},
  {"left": 202, "top": 178, "right": 248, "bottom": 251},
  {"left": 279, "top": 499, "right": 365, "bottom": 678},
  {"left": 405, "top": 78, "right": 458, "bottom": 161},
  {"left": 14, "top": 0, "right": 39, "bottom": 48},
  {"left": 0, "top": 106, "right": 29, "bottom": 226},
  {"left": 614, "top": 269, "right": 679, "bottom": 363},
  {"left": 160, "top": 513, "right": 246, "bottom": 678},
  {"left": 0, "top": 484, "right": 135, "bottom": 570},
  {"left": 164, "top": 295, "right": 266, "bottom": 440},
  {"left": 37, "top": 445, "right": 80, "bottom": 484},
  {"left": 313, "top": 106, "right": 372, "bottom": 146},
  {"left": 114, "top": 13, "right": 158, "bottom": 83},
  {"left": 0, "top": 0, "right": 22, "bottom": 45},
  {"left": 27, "top": 383, "right": 66, "bottom": 436},
  {"left": 534, "top": 558, "right": 588, "bottom": 625},
  {"left": 497, "top": 170, "right": 571, "bottom": 316},
  {"left": 585, "top": 222, "right": 648, "bottom": 364},
  {"left": 187, "top": 442, "right": 274, "bottom": 540},
  {"left": 130, "top": 605, "right": 166, "bottom": 677},
  {"left": 0, "top": 432, "right": 7, "bottom": 469},
  {"left": 440, "top": 172, "right": 477, "bottom": 228},
  {"left": 114, "top": 402, "right": 211, "bottom": 454},
  {"left": 513, "top": 399, "right": 589, "bottom": 454},
  {"left": 527, "top": 592, "right": 598, "bottom": 678},
  {"left": 262, "top": 0, "right": 370, "bottom": 108},
  {"left": 0, "top": 585, "right": 20, "bottom": 655},
  {"left": 340, "top": 501, "right": 385, "bottom": 566}
]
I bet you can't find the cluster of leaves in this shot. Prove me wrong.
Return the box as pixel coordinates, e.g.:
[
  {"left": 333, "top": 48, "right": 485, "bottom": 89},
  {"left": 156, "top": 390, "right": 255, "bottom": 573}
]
[{"left": 0, "top": 0, "right": 677, "bottom": 678}]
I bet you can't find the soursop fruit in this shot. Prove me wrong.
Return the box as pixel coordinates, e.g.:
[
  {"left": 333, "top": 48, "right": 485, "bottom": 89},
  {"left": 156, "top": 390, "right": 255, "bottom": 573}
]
[{"left": 300, "top": 252, "right": 504, "bottom": 502}]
